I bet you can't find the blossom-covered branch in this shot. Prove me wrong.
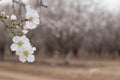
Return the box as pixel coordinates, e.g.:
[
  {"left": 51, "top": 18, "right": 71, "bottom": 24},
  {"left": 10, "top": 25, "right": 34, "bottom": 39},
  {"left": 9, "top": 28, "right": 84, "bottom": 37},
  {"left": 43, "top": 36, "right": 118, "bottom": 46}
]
[{"left": 0, "top": 5, "right": 40, "bottom": 62}]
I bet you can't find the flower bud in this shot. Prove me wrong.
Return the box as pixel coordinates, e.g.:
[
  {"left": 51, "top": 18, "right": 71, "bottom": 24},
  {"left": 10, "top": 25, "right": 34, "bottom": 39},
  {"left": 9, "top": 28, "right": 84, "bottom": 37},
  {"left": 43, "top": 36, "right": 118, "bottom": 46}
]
[
  {"left": 4, "top": 15, "right": 9, "bottom": 19},
  {"left": 22, "top": 30, "right": 28, "bottom": 34},
  {"left": 11, "top": 15, "right": 17, "bottom": 22},
  {"left": 0, "top": 12, "right": 5, "bottom": 17}
]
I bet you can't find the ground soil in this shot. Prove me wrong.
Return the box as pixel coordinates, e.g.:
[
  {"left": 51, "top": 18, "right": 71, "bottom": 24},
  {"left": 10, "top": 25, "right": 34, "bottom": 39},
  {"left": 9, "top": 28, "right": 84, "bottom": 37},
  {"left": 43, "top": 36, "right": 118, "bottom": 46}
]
[{"left": 0, "top": 59, "right": 120, "bottom": 80}]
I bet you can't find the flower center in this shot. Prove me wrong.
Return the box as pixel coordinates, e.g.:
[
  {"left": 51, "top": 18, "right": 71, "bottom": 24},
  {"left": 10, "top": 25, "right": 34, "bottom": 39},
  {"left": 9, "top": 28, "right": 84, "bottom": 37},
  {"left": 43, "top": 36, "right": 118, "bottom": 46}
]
[
  {"left": 28, "top": 17, "right": 33, "bottom": 22},
  {"left": 23, "top": 51, "right": 29, "bottom": 57},
  {"left": 17, "top": 41, "right": 23, "bottom": 46}
]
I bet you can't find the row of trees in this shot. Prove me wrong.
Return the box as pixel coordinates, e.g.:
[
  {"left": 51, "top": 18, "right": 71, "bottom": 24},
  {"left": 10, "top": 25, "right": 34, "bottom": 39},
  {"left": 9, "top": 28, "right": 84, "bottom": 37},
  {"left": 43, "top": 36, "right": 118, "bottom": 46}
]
[
  {"left": 30, "top": 0, "right": 120, "bottom": 63},
  {"left": 0, "top": 0, "right": 120, "bottom": 63}
]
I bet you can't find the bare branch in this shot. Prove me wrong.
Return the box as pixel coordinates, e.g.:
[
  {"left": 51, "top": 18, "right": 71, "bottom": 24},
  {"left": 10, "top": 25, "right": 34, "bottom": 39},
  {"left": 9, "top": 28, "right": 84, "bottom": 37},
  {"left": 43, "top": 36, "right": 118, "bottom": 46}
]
[
  {"left": 12, "top": 0, "right": 25, "bottom": 7},
  {"left": 40, "top": 0, "right": 47, "bottom": 8}
]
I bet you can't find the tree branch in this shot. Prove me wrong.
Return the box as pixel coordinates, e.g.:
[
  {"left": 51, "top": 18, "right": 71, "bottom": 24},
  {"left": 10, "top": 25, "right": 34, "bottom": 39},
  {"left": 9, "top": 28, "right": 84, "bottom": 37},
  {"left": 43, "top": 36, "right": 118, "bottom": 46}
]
[
  {"left": 12, "top": 0, "right": 25, "bottom": 7},
  {"left": 40, "top": 0, "right": 48, "bottom": 8}
]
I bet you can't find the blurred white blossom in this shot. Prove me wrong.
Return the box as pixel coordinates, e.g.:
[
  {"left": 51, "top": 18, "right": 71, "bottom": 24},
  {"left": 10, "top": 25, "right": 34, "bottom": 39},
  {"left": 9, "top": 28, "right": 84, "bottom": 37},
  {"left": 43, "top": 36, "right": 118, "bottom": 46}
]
[
  {"left": 11, "top": 15, "right": 17, "bottom": 21},
  {"left": 10, "top": 35, "right": 31, "bottom": 52},
  {"left": 25, "top": 5, "right": 40, "bottom": 29},
  {"left": 16, "top": 46, "right": 36, "bottom": 62},
  {"left": 22, "top": 30, "right": 29, "bottom": 34}
]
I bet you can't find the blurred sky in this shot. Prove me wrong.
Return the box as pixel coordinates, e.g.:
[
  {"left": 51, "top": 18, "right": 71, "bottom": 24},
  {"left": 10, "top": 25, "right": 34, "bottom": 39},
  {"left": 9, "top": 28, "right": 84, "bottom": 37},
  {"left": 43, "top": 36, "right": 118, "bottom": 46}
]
[
  {"left": 100, "top": 0, "right": 120, "bottom": 14},
  {"left": 0, "top": 0, "right": 120, "bottom": 14},
  {"left": 79, "top": 0, "right": 120, "bottom": 14},
  {"left": 0, "top": 0, "right": 28, "bottom": 5}
]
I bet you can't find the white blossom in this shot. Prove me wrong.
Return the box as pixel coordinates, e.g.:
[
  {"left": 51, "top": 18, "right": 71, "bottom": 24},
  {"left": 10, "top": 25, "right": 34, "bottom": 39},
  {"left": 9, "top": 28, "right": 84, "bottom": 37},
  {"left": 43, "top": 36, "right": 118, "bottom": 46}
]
[
  {"left": 11, "top": 15, "right": 17, "bottom": 21},
  {"left": 10, "top": 35, "right": 31, "bottom": 52},
  {"left": 25, "top": 5, "right": 40, "bottom": 29},
  {"left": 16, "top": 46, "right": 36, "bottom": 62}
]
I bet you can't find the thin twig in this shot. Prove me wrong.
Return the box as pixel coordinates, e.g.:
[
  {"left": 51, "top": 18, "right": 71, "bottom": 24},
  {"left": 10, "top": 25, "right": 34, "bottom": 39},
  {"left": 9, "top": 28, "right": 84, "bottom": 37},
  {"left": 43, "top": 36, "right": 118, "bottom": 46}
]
[
  {"left": 40, "top": 0, "right": 48, "bottom": 8},
  {"left": 1, "top": 20, "right": 16, "bottom": 36},
  {"left": 13, "top": 0, "right": 25, "bottom": 7}
]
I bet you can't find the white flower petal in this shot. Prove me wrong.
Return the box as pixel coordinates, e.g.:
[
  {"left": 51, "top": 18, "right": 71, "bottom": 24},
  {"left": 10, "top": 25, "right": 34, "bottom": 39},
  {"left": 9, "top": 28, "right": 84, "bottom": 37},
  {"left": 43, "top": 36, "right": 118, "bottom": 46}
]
[
  {"left": 22, "top": 30, "right": 28, "bottom": 34},
  {"left": 12, "top": 36, "right": 20, "bottom": 43},
  {"left": 10, "top": 43, "right": 18, "bottom": 51},
  {"left": 16, "top": 48, "right": 22, "bottom": 56},
  {"left": 19, "top": 56, "right": 26, "bottom": 63},
  {"left": 27, "top": 55, "right": 35, "bottom": 62},
  {"left": 25, "top": 22, "right": 37, "bottom": 29},
  {"left": 33, "top": 18, "right": 40, "bottom": 24},
  {"left": 28, "top": 49, "right": 34, "bottom": 54},
  {"left": 21, "top": 35, "right": 30, "bottom": 42},
  {"left": 33, "top": 47, "right": 36, "bottom": 51}
]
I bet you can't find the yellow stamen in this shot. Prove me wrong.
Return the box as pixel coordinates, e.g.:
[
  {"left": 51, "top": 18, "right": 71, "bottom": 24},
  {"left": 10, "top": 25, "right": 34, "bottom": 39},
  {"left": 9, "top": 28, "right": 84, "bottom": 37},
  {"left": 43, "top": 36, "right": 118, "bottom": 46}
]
[
  {"left": 28, "top": 17, "right": 33, "bottom": 22},
  {"left": 17, "top": 41, "right": 23, "bottom": 46},
  {"left": 23, "top": 51, "right": 29, "bottom": 57}
]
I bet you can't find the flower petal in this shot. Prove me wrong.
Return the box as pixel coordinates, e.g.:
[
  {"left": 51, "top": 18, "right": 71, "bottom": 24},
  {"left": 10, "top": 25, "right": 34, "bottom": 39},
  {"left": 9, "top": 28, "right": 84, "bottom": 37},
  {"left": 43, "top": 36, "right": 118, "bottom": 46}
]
[
  {"left": 21, "top": 35, "right": 30, "bottom": 42},
  {"left": 22, "top": 30, "right": 29, "bottom": 34},
  {"left": 10, "top": 43, "right": 18, "bottom": 51},
  {"left": 27, "top": 55, "right": 35, "bottom": 62},
  {"left": 19, "top": 56, "right": 26, "bottom": 63},
  {"left": 12, "top": 36, "right": 20, "bottom": 43},
  {"left": 33, "top": 47, "right": 36, "bottom": 51}
]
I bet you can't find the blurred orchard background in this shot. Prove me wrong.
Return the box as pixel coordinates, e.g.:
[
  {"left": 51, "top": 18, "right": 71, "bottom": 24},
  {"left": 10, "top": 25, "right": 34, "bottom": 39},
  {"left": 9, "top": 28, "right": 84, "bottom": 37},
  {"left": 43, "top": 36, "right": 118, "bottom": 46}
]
[{"left": 1, "top": 0, "right": 120, "bottom": 80}]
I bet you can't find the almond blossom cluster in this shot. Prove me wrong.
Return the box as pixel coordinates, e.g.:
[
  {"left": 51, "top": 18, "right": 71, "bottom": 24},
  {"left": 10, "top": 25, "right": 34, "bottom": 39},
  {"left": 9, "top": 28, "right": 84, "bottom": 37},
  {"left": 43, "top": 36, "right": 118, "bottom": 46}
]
[{"left": 0, "top": 5, "right": 40, "bottom": 62}]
